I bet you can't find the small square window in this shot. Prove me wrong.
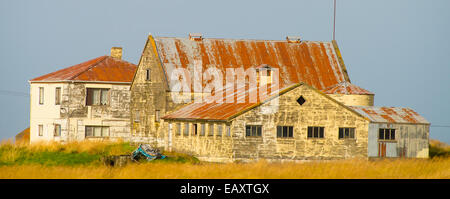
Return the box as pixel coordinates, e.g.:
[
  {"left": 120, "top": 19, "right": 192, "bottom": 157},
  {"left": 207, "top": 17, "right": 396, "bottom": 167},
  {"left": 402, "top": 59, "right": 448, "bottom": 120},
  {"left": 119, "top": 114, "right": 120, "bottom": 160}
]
[
  {"left": 297, "top": 96, "right": 306, "bottom": 106},
  {"left": 339, "top": 128, "right": 355, "bottom": 139}
]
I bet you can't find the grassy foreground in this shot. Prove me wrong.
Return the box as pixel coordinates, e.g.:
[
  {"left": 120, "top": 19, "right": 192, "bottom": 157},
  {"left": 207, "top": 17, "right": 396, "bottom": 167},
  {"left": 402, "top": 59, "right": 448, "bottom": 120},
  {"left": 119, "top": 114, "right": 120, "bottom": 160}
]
[{"left": 0, "top": 140, "right": 449, "bottom": 179}]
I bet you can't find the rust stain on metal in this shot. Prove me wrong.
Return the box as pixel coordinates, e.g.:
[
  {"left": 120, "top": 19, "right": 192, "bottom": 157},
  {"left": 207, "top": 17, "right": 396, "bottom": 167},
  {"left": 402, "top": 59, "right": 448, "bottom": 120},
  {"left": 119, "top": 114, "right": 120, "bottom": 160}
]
[
  {"left": 163, "top": 83, "right": 293, "bottom": 121},
  {"left": 380, "top": 114, "right": 396, "bottom": 123},
  {"left": 30, "top": 56, "right": 137, "bottom": 83},
  {"left": 154, "top": 37, "right": 348, "bottom": 91},
  {"left": 350, "top": 106, "right": 429, "bottom": 124}
]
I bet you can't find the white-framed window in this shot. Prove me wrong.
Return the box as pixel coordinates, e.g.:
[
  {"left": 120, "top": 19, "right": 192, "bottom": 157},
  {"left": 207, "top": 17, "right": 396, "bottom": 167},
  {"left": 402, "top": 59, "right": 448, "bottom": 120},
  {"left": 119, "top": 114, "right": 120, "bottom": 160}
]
[
  {"left": 86, "top": 88, "right": 109, "bottom": 106},
  {"left": 38, "top": 125, "right": 43, "bottom": 136},
  {"left": 54, "top": 124, "right": 61, "bottom": 137},
  {"left": 39, "top": 87, "right": 44, "bottom": 105},
  {"left": 85, "top": 126, "right": 110, "bottom": 137},
  {"left": 55, "top": 87, "right": 61, "bottom": 105}
]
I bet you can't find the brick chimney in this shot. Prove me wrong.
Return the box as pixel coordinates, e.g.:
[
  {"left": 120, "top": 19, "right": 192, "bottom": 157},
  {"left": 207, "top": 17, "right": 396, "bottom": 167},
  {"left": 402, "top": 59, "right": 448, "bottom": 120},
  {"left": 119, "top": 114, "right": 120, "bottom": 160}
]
[{"left": 111, "top": 47, "right": 122, "bottom": 60}]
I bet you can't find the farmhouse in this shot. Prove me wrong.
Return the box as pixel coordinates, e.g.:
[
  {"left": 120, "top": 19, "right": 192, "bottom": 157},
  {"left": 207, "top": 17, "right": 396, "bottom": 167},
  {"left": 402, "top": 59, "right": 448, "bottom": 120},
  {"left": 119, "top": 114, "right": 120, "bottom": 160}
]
[
  {"left": 29, "top": 48, "right": 137, "bottom": 143},
  {"left": 130, "top": 34, "right": 429, "bottom": 162}
]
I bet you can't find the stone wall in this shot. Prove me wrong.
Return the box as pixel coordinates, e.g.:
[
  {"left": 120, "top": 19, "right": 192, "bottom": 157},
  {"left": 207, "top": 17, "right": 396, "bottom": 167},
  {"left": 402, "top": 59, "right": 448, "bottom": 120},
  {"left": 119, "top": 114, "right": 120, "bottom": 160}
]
[
  {"left": 230, "top": 84, "right": 370, "bottom": 162},
  {"left": 60, "top": 83, "right": 132, "bottom": 142},
  {"left": 156, "top": 84, "right": 370, "bottom": 162}
]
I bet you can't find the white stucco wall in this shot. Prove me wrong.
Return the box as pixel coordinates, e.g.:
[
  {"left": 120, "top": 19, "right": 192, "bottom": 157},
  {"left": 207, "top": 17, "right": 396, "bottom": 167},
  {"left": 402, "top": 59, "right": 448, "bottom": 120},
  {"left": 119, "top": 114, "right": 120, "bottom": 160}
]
[{"left": 30, "top": 83, "right": 67, "bottom": 143}]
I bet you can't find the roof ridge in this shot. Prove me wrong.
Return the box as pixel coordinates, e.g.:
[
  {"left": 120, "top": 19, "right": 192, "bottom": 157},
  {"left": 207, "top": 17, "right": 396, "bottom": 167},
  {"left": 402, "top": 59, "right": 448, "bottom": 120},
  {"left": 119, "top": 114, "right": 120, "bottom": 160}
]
[
  {"left": 155, "top": 36, "right": 331, "bottom": 43},
  {"left": 69, "top": 55, "right": 108, "bottom": 80}
]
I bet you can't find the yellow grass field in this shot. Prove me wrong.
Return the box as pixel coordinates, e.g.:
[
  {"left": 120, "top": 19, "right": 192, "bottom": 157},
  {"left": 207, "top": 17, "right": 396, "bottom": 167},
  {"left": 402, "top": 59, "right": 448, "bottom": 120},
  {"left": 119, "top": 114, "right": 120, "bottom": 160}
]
[{"left": 0, "top": 140, "right": 449, "bottom": 179}]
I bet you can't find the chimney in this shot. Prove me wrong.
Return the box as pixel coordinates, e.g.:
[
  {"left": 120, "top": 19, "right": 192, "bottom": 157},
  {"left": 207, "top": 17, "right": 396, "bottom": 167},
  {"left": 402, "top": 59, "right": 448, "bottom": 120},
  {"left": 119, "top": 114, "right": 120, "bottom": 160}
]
[{"left": 111, "top": 47, "right": 122, "bottom": 60}]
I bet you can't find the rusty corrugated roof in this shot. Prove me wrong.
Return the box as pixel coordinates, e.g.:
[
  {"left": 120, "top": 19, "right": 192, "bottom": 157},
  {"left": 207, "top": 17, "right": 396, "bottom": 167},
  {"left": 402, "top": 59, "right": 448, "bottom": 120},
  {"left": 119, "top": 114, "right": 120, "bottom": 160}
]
[
  {"left": 322, "top": 81, "right": 374, "bottom": 95},
  {"left": 30, "top": 56, "right": 137, "bottom": 83},
  {"left": 154, "top": 37, "right": 348, "bottom": 91},
  {"left": 350, "top": 106, "right": 429, "bottom": 124},
  {"left": 163, "top": 83, "right": 298, "bottom": 121}
]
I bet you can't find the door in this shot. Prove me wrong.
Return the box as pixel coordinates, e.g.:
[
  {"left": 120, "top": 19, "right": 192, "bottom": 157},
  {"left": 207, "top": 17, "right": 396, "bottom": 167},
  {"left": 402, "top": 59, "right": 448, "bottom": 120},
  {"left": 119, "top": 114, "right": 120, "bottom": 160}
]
[{"left": 378, "top": 142, "right": 387, "bottom": 157}]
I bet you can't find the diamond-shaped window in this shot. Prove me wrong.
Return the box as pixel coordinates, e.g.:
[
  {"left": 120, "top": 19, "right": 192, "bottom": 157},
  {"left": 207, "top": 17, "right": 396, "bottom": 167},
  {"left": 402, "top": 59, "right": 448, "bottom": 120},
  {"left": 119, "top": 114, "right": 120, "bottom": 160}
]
[{"left": 297, "top": 96, "right": 306, "bottom": 106}]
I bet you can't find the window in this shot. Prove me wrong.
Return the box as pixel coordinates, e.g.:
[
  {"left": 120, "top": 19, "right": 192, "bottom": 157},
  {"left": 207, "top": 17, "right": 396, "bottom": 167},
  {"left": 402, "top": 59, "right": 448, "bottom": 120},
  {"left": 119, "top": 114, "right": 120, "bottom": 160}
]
[
  {"left": 339, "top": 128, "right": 355, "bottom": 139},
  {"left": 208, "top": 124, "right": 214, "bottom": 136},
  {"left": 39, "top": 87, "right": 44, "bottom": 105},
  {"left": 192, "top": 124, "right": 198, "bottom": 135},
  {"left": 54, "top": 124, "right": 61, "bottom": 137},
  {"left": 296, "top": 96, "right": 306, "bottom": 106},
  {"left": 155, "top": 110, "right": 160, "bottom": 122},
  {"left": 55, "top": 87, "right": 61, "bottom": 105},
  {"left": 307, "top": 126, "right": 324, "bottom": 138},
  {"left": 245, "top": 125, "right": 262, "bottom": 137},
  {"left": 277, "top": 126, "right": 293, "bottom": 138},
  {"left": 200, "top": 123, "right": 206, "bottom": 136},
  {"left": 134, "top": 110, "right": 140, "bottom": 122},
  {"left": 379, "top": 128, "right": 396, "bottom": 141},
  {"left": 85, "top": 126, "right": 109, "bottom": 137},
  {"left": 146, "top": 69, "right": 151, "bottom": 81},
  {"left": 176, "top": 123, "right": 181, "bottom": 136},
  {"left": 226, "top": 124, "right": 231, "bottom": 137},
  {"left": 86, "top": 88, "right": 109, "bottom": 105},
  {"left": 217, "top": 124, "right": 223, "bottom": 137},
  {"left": 184, "top": 123, "right": 189, "bottom": 136},
  {"left": 38, "top": 125, "right": 43, "bottom": 136}
]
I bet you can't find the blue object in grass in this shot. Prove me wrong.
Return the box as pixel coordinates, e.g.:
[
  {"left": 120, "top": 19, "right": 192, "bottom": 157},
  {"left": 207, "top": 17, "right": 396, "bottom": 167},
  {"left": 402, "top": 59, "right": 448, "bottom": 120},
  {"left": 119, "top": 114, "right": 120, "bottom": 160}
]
[{"left": 131, "top": 144, "right": 166, "bottom": 161}]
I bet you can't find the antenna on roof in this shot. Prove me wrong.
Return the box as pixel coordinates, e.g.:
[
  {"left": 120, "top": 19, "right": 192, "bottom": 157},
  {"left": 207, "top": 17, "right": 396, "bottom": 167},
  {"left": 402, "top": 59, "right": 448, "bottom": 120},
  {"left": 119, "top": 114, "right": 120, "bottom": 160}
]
[{"left": 333, "top": 0, "right": 337, "bottom": 41}]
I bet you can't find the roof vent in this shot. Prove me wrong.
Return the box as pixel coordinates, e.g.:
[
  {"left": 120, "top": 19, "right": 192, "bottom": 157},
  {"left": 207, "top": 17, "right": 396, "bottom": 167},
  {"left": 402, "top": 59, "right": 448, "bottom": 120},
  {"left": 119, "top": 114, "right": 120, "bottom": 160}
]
[
  {"left": 286, "top": 36, "right": 301, "bottom": 43},
  {"left": 189, "top": 33, "right": 203, "bottom": 41}
]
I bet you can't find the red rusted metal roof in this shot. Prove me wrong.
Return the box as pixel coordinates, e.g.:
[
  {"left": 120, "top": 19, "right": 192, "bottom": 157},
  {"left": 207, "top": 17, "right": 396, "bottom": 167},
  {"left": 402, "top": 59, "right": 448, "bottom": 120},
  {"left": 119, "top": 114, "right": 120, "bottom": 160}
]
[
  {"left": 350, "top": 106, "right": 429, "bottom": 124},
  {"left": 154, "top": 37, "right": 348, "bottom": 91},
  {"left": 30, "top": 56, "right": 137, "bottom": 83},
  {"left": 163, "top": 83, "right": 298, "bottom": 121},
  {"left": 322, "top": 81, "right": 374, "bottom": 95}
]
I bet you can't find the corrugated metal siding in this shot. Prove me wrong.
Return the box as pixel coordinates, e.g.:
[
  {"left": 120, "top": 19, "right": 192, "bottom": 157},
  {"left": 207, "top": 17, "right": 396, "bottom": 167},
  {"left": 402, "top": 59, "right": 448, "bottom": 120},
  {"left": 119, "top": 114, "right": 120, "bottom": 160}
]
[
  {"left": 368, "top": 123, "right": 378, "bottom": 157},
  {"left": 163, "top": 83, "right": 298, "bottom": 121},
  {"left": 30, "top": 56, "right": 137, "bottom": 83},
  {"left": 154, "top": 37, "right": 347, "bottom": 91},
  {"left": 350, "top": 106, "right": 429, "bottom": 124}
]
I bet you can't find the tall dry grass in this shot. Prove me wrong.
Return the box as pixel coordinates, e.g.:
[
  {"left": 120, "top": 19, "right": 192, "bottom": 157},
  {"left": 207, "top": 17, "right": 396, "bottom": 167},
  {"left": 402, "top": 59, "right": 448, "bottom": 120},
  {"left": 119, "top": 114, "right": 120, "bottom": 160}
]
[
  {"left": 0, "top": 140, "right": 449, "bottom": 179},
  {"left": 0, "top": 139, "right": 131, "bottom": 155},
  {"left": 0, "top": 158, "right": 449, "bottom": 179}
]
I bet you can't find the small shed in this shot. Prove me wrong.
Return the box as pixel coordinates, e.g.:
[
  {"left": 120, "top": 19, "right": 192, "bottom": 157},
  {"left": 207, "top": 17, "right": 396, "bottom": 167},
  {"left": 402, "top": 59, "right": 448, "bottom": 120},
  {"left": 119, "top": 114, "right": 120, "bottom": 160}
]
[{"left": 350, "top": 106, "right": 429, "bottom": 158}]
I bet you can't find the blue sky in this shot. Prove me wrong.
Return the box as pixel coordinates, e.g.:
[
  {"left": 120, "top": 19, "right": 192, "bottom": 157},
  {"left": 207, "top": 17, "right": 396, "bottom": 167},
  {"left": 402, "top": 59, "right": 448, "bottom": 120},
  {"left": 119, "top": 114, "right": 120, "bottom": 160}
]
[{"left": 0, "top": 0, "right": 449, "bottom": 143}]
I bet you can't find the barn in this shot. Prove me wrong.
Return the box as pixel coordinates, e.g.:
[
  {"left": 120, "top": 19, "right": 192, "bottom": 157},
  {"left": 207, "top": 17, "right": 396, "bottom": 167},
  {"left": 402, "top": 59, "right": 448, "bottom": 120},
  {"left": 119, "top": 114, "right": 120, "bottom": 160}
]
[{"left": 130, "top": 34, "right": 429, "bottom": 162}]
